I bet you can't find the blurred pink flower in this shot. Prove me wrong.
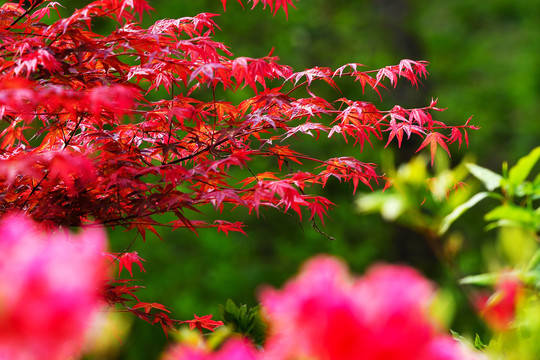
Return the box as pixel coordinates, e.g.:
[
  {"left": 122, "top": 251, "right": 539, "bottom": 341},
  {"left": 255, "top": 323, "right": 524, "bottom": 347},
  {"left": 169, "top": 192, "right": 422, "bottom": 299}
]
[
  {"left": 259, "top": 255, "right": 484, "bottom": 360},
  {"left": 163, "top": 338, "right": 258, "bottom": 360},
  {"left": 0, "top": 214, "right": 107, "bottom": 360},
  {"left": 477, "top": 274, "right": 522, "bottom": 331}
]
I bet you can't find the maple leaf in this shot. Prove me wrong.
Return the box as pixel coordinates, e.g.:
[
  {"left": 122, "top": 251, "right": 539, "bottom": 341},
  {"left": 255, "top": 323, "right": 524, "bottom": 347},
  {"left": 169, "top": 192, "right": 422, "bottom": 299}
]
[
  {"left": 287, "top": 67, "right": 338, "bottom": 90},
  {"left": 234, "top": 0, "right": 298, "bottom": 18},
  {"left": 116, "top": 251, "right": 147, "bottom": 277},
  {"left": 132, "top": 302, "right": 171, "bottom": 314},
  {"left": 214, "top": 220, "right": 247, "bottom": 235},
  {"left": 269, "top": 144, "right": 303, "bottom": 170},
  {"left": 29, "top": 2, "right": 62, "bottom": 21},
  {"left": 448, "top": 127, "right": 464, "bottom": 149},
  {"left": 152, "top": 312, "right": 177, "bottom": 337},
  {"left": 220, "top": 0, "right": 245, "bottom": 11},
  {"left": 283, "top": 122, "right": 328, "bottom": 140},
  {"left": 353, "top": 72, "right": 383, "bottom": 99},
  {"left": 307, "top": 196, "right": 334, "bottom": 225},
  {"left": 445, "top": 181, "right": 469, "bottom": 200},
  {"left": 415, "top": 132, "right": 451, "bottom": 166},
  {"left": 14, "top": 48, "right": 62, "bottom": 78},
  {"left": 375, "top": 66, "right": 398, "bottom": 87},
  {"left": 396, "top": 59, "right": 429, "bottom": 86},
  {"left": 239, "top": 171, "right": 280, "bottom": 187},
  {"left": 120, "top": 0, "right": 154, "bottom": 20},
  {"left": 101, "top": 277, "right": 149, "bottom": 304},
  {"left": 189, "top": 63, "right": 230, "bottom": 85},
  {"left": 384, "top": 118, "right": 405, "bottom": 148},
  {"left": 46, "top": 151, "right": 96, "bottom": 192},
  {"left": 181, "top": 314, "right": 224, "bottom": 334},
  {"left": 409, "top": 108, "right": 431, "bottom": 127}
]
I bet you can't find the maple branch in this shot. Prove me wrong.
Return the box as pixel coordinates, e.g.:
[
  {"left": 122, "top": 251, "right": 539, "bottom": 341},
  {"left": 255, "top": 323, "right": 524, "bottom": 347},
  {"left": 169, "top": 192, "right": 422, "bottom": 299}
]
[
  {"left": 284, "top": 80, "right": 308, "bottom": 96},
  {"left": 9, "top": 0, "right": 45, "bottom": 27},
  {"left": 63, "top": 114, "right": 84, "bottom": 149},
  {"left": 163, "top": 137, "right": 231, "bottom": 166},
  {"left": 311, "top": 220, "right": 336, "bottom": 241},
  {"left": 21, "top": 171, "right": 49, "bottom": 212},
  {"left": 211, "top": 86, "right": 218, "bottom": 147},
  {"left": 245, "top": 163, "right": 259, "bottom": 182},
  {"left": 107, "top": 233, "right": 139, "bottom": 271}
]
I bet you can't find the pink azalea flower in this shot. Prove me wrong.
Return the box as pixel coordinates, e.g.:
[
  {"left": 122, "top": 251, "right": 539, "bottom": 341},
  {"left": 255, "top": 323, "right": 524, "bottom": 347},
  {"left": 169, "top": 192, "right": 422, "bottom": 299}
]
[
  {"left": 0, "top": 214, "right": 107, "bottom": 360},
  {"left": 260, "top": 256, "right": 365, "bottom": 360},
  {"left": 163, "top": 338, "right": 258, "bottom": 360},
  {"left": 259, "top": 255, "right": 484, "bottom": 360}
]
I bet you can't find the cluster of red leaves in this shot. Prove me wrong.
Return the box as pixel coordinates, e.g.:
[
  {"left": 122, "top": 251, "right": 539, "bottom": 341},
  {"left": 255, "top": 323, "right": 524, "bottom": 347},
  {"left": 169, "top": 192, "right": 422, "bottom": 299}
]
[
  {"left": 221, "top": 0, "right": 298, "bottom": 17},
  {"left": 0, "top": 0, "right": 476, "bottom": 233},
  {"left": 102, "top": 250, "right": 223, "bottom": 335},
  {"left": 0, "top": 0, "right": 476, "bottom": 334}
]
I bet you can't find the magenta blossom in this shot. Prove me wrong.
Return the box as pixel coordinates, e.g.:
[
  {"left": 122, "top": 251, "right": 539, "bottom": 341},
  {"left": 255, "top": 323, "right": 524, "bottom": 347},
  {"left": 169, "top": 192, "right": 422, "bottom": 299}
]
[
  {"left": 259, "top": 255, "right": 484, "bottom": 360},
  {"left": 0, "top": 214, "right": 107, "bottom": 360},
  {"left": 163, "top": 338, "right": 258, "bottom": 360}
]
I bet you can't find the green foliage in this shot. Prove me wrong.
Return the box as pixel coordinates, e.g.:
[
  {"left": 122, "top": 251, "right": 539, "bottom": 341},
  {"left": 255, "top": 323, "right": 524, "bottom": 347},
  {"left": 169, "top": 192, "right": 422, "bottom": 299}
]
[
  {"left": 439, "top": 192, "right": 490, "bottom": 235},
  {"left": 357, "top": 149, "right": 474, "bottom": 248},
  {"left": 441, "top": 148, "right": 539, "bottom": 358},
  {"left": 466, "top": 164, "right": 502, "bottom": 192},
  {"left": 219, "top": 299, "right": 267, "bottom": 345},
  {"left": 442, "top": 146, "right": 540, "bottom": 234},
  {"left": 460, "top": 273, "right": 500, "bottom": 287},
  {"left": 483, "top": 298, "right": 540, "bottom": 360},
  {"left": 358, "top": 146, "right": 540, "bottom": 353},
  {"left": 474, "top": 333, "right": 487, "bottom": 351},
  {"left": 507, "top": 147, "right": 540, "bottom": 192}
]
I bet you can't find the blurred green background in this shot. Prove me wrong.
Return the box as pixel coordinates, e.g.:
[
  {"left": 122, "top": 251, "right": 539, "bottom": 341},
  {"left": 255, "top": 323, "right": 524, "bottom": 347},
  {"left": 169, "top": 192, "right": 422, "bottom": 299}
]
[{"left": 58, "top": 0, "right": 539, "bottom": 358}]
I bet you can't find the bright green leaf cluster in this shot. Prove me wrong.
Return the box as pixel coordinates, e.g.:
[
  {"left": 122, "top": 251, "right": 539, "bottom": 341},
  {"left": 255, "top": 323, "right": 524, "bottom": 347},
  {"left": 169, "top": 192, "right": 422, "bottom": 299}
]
[
  {"left": 442, "top": 146, "right": 540, "bottom": 234},
  {"left": 219, "top": 299, "right": 267, "bottom": 345}
]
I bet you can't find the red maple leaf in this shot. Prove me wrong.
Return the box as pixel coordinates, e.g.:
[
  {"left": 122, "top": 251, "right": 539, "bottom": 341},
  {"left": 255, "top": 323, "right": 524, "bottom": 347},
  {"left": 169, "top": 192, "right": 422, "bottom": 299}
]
[
  {"left": 132, "top": 302, "right": 171, "bottom": 314},
  {"left": 214, "top": 220, "right": 247, "bottom": 235},
  {"left": 181, "top": 314, "right": 224, "bottom": 334},
  {"left": 105, "top": 252, "right": 147, "bottom": 277},
  {"left": 415, "top": 132, "right": 451, "bottom": 166}
]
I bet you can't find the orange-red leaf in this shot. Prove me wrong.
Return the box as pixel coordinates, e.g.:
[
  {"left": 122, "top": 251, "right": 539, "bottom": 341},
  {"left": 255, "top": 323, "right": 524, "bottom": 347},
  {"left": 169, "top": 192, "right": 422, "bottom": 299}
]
[
  {"left": 181, "top": 314, "right": 224, "bottom": 334},
  {"left": 133, "top": 302, "right": 170, "bottom": 314},
  {"left": 415, "top": 132, "right": 450, "bottom": 166}
]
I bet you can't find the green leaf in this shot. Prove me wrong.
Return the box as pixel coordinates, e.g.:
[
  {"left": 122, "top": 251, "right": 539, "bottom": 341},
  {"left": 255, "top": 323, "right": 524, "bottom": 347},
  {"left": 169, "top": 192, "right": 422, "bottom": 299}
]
[
  {"left": 439, "top": 192, "right": 489, "bottom": 235},
  {"left": 225, "top": 299, "right": 239, "bottom": 316},
  {"left": 485, "top": 204, "right": 539, "bottom": 230},
  {"left": 526, "top": 248, "right": 540, "bottom": 272},
  {"left": 474, "top": 334, "right": 487, "bottom": 350},
  {"left": 449, "top": 329, "right": 465, "bottom": 342},
  {"left": 239, "top": 304, "right": 247, "bottom": 318},
  {"left": 218, "top": 299, "right": 267, "bottom": 345},
  {"left": 508, "top": 146, "right": 540, "bottom": 188},
  {"left": 466, "top": 163, "right": 502, "bottom": 191},
  {"left": 459, "top": 273, "right": 499, "bottom": 286},
  {"left": 515, "top": 181, "right": 534, "bottom": 197},
  {"left": 534, "top": 172, "right": 540, "bottom": 187}
]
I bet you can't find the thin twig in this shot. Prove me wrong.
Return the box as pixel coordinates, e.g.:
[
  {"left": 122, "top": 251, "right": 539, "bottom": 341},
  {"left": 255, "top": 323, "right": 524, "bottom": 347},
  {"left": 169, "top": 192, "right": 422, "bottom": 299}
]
[{"left": 9, "top": 0, "right": 45, "bottom": 27}]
